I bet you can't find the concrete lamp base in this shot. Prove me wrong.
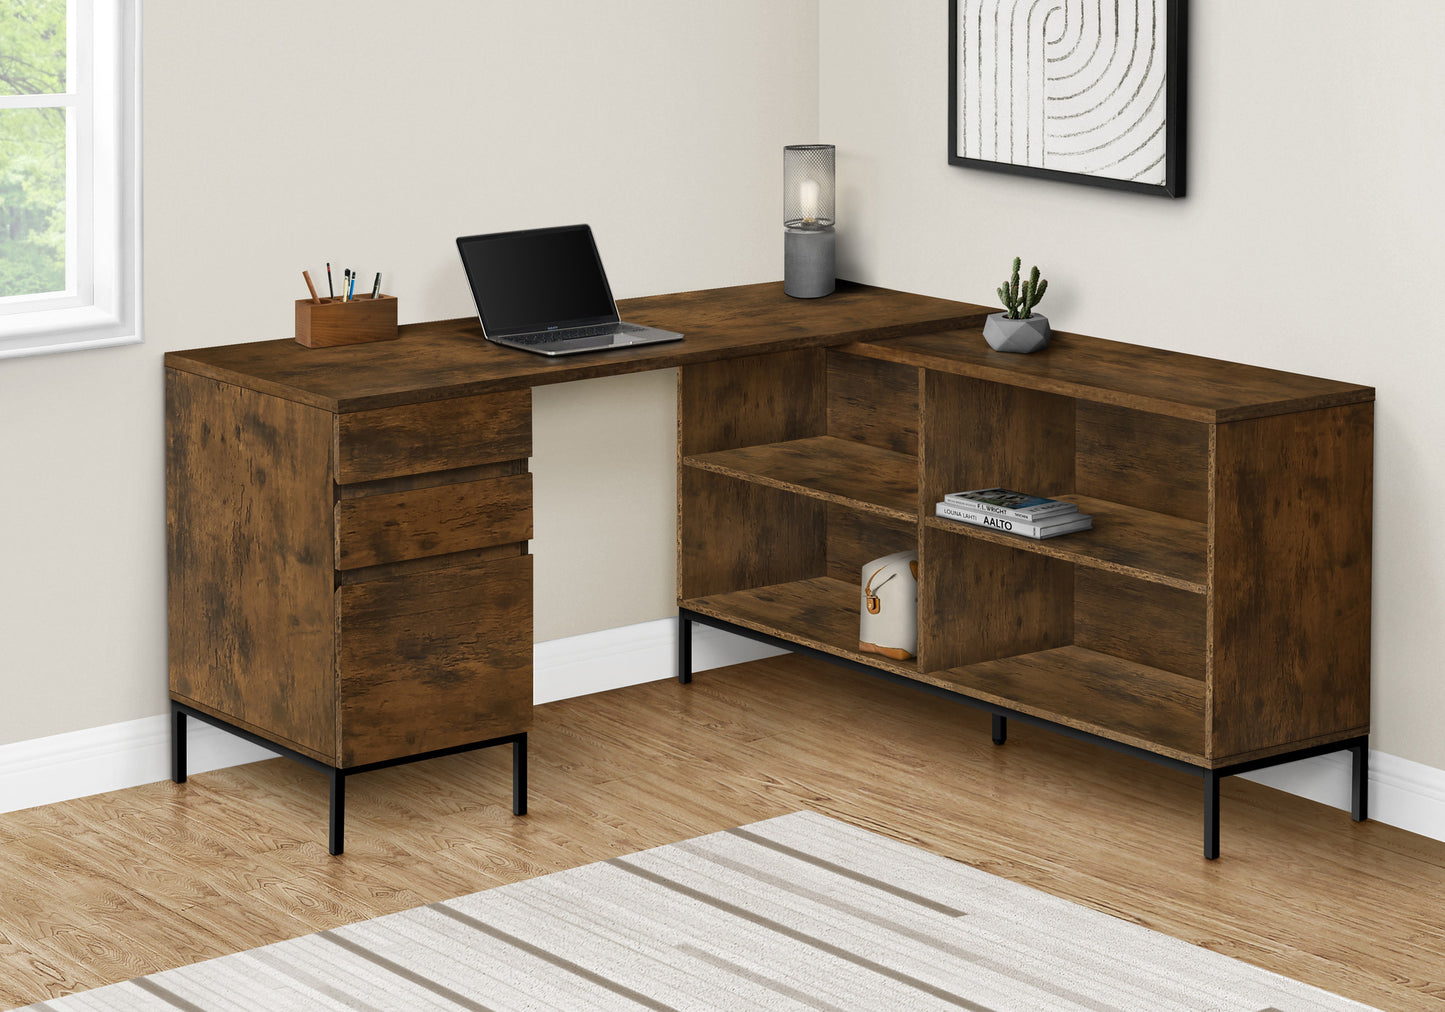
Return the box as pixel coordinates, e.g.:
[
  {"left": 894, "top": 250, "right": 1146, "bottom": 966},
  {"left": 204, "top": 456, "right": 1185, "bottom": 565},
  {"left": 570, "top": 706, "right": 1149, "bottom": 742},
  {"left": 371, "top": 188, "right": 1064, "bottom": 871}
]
[{"left": 784, "top": 228, "right": 835, "bottom": 299}]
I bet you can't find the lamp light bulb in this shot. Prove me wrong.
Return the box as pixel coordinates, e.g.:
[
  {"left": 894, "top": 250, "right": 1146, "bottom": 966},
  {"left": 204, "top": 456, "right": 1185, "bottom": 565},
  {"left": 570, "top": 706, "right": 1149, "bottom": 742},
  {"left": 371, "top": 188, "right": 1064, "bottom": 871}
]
[{"left": 800, "top": 179, "right": 820, "bottom": 223}]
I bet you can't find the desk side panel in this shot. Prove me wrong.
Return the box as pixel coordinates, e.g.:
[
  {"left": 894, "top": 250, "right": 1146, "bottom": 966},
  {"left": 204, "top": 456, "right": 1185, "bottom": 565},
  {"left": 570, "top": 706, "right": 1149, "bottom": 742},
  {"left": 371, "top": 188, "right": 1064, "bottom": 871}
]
[
  {"left": 1209, "top": 402, "right": 1373, "bottom": 759},
  {"left": 166, "top": 370, "right": 338, "bottom": 760}
]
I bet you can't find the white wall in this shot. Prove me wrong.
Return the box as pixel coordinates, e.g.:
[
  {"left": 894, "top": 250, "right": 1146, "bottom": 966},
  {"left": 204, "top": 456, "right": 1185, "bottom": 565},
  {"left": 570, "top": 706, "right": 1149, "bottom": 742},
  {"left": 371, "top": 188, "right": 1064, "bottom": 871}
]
[
  {"left": 0, "top": 0, "right": 819, "bottom": 747},
  {"left": 819, "top": 1, "right": 1445, "bottom": 771},
  {"left": 6, "top": 0, "right": 1443, "bottom": 796}
]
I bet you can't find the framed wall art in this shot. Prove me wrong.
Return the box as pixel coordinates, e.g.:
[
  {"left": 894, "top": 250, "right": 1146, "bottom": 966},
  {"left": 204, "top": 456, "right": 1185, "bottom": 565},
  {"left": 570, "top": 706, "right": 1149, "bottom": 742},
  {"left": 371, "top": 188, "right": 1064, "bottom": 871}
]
[{"left": 948, "top": 0, "right": 1188, "bottom": 197}]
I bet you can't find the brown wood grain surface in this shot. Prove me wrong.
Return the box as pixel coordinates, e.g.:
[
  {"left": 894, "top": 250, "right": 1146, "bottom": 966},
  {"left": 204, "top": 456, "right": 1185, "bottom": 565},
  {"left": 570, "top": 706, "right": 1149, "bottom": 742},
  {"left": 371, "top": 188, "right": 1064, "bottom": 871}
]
[
  {"left": 927, "top": 645, "right": 1207, "bottom": 762},
  {"left": 1074, "top": 568, "right": 1207, "bottom": 681},
  {"left": 1075, "top": 401, "right": 1210, "bottom": 523},
  {"left": 294, "top": 295, "right": 398, "bottom": 349},
  {"left": 924, "top": 495, "right": 1208, "bottom": 592},
  {"left": 824, "top": 504, "right": 916, "bottom": 584},
  {"left": 677, "top": 468, "right": 826, "bottom": 601},
  {"left": 335, "top": 389, "right": 531, "bottom": 484},
  {"left": 167, "top": 282, "right": 990, "bottom": 413},
  {"left": 1208, "top": 402, "right": 1373, "bottom": 760},
  {"left": 826, "top": 351, "right": 920, "bottom": 456},
  {"left": 684, "top": 435, "right": 916, "bottom": 519},
  {"left": 335, "top": 473, "right": 533, "bottom": 570},
  {"left": 852, "top": 329, "right": 1374, "bottom": 423},
  {"left": 166, "top": 371, "right": 338, "bottom": 760},
  {"left": 677, "top": 349, "right": 826, "bottom": 457},
  {"left": 920, "top": 371, "right": 1075, "bottom": 510},
  {"left": 917, "top": 527, "right": 1072, "bottom": 673},
  {"left": 0, "top": 662, "right": 1430, "bottom": 1011},
  {"left": 683, "top": 575, "right": 918, "bottom": 679},
  {"left": 337, "top": 556, "right": 533, "bottom": 767}
]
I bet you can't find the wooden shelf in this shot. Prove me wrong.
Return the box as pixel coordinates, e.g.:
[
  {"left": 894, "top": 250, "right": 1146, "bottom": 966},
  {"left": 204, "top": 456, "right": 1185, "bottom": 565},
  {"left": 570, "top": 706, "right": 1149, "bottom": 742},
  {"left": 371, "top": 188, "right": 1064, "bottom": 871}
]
[
  {"left": 683, "top": 576, "right": 919, "bottom": 679},
  {"left": 926, "top": 495, "right": 1207, "bottom": 593},
  {"left": 685, "top": 578, "right": 1204, "bottom": 762},
  {"left": 685, "top": 436, "right": 917, "bottom": 521},
  {"left": 677, "top": 316, "right": 1372, "bottom": 855},
  {"left": 920, "top": 646, "right": 1206, "bottom": 764},
  {"left": 846, "top": 328, "right": 1375, "bottom": 423}
]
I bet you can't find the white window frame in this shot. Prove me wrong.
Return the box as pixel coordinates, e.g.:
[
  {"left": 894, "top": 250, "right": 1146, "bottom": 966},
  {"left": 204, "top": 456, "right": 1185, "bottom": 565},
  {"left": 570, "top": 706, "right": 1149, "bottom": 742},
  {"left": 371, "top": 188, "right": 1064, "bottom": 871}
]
[{"left": 0, "top": 0, "right": 141, "bottom": 359}]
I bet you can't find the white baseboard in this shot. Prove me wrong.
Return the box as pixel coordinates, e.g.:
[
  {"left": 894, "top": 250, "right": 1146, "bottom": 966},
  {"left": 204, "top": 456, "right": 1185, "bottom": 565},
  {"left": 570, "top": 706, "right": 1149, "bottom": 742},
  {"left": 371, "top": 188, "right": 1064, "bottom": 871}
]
[
  {"left": 0, "top": 619, "right": 781, "bottom": 816},
  {"left": 3, "top": 623, "right": 1443, "bottom": 848},
  {"left": 1240, "top": 749, "right": 1445, "bottom": 843},
  {"left": 532, "top": 617, "right": 784, "bottom": 705},
  {"left": 0, "top": 712, "right": 276, "bottom": 816}
]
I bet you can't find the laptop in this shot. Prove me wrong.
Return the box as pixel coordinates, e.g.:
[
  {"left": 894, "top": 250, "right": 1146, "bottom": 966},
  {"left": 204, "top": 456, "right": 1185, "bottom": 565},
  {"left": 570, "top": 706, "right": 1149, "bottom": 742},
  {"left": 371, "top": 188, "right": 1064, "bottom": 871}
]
[{"left": 456, "top": 224, "right": 684, "bottom": 356}]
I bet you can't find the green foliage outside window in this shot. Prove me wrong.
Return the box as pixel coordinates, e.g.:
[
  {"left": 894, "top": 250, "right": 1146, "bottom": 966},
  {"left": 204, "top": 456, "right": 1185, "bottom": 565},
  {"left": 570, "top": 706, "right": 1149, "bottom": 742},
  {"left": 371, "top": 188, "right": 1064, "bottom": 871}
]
[{"left": 0, "top": 0, "right": 67, "bottom": 299}]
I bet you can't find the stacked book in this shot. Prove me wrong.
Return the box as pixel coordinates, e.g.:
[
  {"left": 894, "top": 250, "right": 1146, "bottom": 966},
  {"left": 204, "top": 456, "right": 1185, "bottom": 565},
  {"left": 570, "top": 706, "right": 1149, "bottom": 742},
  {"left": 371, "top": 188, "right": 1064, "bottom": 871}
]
[{"left": 935, "top": 487, "right": 1092, "bottom": 539}]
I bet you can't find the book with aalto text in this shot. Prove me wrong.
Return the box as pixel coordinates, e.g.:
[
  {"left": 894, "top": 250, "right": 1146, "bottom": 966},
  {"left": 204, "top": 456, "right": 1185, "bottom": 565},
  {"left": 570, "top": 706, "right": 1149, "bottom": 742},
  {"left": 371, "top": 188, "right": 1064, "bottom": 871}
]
[
  {"left": 936, "top": 500, "right": 1092, "bottom": 539},
  {"left": 943, "top": 487, "right": 1078, "bottom": 523}
]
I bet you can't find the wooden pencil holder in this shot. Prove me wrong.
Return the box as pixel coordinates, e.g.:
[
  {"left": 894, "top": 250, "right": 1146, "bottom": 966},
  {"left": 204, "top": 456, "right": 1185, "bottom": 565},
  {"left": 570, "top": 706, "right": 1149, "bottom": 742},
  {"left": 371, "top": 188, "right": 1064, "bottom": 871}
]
[{"left": 295, "top": 294, "right": 398, "bottom": 348}]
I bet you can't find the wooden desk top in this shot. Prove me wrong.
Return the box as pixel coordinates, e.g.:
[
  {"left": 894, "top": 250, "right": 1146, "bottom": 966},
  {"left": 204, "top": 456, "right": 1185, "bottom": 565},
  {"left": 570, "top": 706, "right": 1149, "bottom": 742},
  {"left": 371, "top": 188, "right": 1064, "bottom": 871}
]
[
  {"left": 847, "top": 328, "right": 1375, "bottom": 423},
  {"left": 165, "top": 281, "right": 992, "bottom": 412}
]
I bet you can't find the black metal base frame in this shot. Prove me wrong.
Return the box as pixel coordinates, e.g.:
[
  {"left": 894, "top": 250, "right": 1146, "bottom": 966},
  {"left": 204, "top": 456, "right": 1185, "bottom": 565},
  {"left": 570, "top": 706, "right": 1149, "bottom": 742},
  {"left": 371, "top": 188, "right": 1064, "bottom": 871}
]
[
  {"left": 676, "top": 609, "right": 1368, "bottom": 860},
  {"left": 171, "top": 701, "right": 527, "bottom": 856}
]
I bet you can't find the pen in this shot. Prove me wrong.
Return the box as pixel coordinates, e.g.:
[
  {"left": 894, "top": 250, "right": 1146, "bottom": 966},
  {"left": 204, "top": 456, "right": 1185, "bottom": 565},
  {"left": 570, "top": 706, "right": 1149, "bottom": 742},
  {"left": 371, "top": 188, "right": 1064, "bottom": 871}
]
[
  {"left": 370, "top": 272, "right": 381, "bottom": 300},
  {"left": 302, "top": 269, "right": 321, "bottom": 304},
  {"left": 344, "top": 269, "right": 351, "bottom": 302},
  {"left": 326, "top": 262, "right": 334, "bottom": 299},
  {"left": 348, "top": 270, "right": 356, "bottom": 301}
]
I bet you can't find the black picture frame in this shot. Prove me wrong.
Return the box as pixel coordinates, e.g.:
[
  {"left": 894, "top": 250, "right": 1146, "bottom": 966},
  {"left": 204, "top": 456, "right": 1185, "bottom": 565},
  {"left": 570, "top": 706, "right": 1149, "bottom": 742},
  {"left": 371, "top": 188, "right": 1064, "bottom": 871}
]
[{"left": 948, "top": 0, "right": 1187, "bottom": 198}]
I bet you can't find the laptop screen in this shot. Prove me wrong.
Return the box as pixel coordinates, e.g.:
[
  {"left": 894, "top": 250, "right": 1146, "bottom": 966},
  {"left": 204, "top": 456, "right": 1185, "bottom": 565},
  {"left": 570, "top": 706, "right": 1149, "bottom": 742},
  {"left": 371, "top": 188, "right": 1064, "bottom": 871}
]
[{"left": 457, "top": 225, "right": 620, "bottom": 338}]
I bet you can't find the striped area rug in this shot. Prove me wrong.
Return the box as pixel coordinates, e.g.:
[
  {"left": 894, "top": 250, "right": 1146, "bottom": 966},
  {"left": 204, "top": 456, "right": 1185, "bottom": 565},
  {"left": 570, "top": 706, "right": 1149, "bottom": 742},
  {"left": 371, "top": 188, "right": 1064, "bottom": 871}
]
[{"left": 16, "top": 811, "right": 1377, "bottom": 1011}]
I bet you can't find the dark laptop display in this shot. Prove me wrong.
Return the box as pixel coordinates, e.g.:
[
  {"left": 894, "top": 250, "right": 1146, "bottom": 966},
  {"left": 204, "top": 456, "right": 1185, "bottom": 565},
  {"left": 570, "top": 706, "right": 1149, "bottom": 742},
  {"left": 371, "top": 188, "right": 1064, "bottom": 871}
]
[{"left": 456, "top": 225, "right": 683, "bottom": 356}]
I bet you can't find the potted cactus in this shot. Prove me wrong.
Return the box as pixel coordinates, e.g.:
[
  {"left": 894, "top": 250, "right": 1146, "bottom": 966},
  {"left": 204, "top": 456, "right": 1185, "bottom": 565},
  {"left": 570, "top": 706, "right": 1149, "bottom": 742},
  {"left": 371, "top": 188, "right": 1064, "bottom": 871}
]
[{"left": 983, "top": 257, "right": 1050, "bottom": 353}]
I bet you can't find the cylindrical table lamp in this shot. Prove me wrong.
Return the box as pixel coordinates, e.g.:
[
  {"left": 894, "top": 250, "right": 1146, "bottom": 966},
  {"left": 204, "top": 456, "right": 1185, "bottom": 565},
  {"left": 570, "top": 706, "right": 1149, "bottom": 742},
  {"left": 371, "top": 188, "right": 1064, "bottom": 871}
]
[{"left": 783, "top": 144, "right": 835, "bottom": 299}]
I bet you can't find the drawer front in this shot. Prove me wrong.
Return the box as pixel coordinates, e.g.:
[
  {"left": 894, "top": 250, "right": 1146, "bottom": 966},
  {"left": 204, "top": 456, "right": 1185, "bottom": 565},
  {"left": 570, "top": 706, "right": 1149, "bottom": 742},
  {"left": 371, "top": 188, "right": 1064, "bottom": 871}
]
[
  {"left": 336, "top": 473, "right": 532, "bottom": 570},
  {"left": 336, "top": 390, "right": 531, "bottom": 484},
  {"left": 337, "top": 554, "right": 532, "bottom": 767}
]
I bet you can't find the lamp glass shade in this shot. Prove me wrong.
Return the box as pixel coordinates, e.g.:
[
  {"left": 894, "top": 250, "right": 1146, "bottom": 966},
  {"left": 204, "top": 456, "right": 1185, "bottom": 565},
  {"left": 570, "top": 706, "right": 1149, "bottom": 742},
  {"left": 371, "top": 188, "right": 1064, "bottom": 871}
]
[{"left": 783, "top": 144, "right": 835, "bottom": 229}]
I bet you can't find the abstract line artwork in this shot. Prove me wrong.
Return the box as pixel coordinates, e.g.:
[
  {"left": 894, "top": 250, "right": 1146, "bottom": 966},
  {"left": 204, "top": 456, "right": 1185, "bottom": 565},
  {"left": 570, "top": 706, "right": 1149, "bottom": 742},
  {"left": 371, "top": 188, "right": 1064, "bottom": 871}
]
[{"left": 948, "top": 0, "right": 1187, "bottom": 197}]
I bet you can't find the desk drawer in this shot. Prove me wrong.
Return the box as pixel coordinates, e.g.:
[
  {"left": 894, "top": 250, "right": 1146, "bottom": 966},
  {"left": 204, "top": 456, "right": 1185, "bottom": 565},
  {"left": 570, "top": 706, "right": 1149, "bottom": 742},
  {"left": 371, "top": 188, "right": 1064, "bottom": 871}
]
[
  {"left": 336, "top": 473, "right": 532, "bottom": 570},
  {"left": 337, "top": 554, "right": 532, "bottom": 767},
  {"left": 335, "top": 390, "right": 531, "bottom": 484}
]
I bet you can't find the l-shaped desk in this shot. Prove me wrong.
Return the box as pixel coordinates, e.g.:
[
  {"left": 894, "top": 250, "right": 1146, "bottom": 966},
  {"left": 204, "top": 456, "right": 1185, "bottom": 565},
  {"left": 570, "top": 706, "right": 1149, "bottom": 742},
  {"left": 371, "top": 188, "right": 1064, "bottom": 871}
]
[{"left": 166, "top": 281, "right": 1373, "bottom": 858}]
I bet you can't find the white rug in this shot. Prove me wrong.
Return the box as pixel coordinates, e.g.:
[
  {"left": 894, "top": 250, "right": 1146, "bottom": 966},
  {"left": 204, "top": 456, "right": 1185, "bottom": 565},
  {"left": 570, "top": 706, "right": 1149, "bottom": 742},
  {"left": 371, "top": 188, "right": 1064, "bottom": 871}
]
[{"left": 14, "top": 811, "right": 1378, "bottom": 1011}]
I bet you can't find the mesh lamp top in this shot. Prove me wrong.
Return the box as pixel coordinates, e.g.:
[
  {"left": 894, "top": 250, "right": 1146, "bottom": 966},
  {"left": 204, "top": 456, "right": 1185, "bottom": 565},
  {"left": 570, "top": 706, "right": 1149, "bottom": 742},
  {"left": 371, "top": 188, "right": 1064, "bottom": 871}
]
[{"left": 784, "top": 144, "right": 835, "bottom": 230}]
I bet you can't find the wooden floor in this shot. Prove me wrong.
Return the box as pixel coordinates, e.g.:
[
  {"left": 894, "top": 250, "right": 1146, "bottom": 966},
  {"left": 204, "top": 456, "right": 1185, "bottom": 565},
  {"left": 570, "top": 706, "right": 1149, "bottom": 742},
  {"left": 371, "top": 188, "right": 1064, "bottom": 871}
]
[{"left": 1, "top": 654, "right": 1441, "bottom": 1009}]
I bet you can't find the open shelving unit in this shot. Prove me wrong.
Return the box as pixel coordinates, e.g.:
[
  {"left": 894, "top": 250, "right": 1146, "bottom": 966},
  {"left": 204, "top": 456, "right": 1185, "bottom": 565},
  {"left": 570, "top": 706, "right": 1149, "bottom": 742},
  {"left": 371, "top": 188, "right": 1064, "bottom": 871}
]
[{"left": 676, "top": 326, "right": 1375, "bottom": 858}]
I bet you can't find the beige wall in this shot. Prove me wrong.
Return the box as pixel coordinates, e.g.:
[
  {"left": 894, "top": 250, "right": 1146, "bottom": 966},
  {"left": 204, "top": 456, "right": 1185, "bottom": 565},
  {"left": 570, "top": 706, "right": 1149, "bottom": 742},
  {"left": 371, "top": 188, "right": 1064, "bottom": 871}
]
[
  {"left": 818, "top": 2, "right": 1445, "bottom": 770},
  {"left": 0, "top": 0, "right": 819, "bottom": 746},
  {"left": 7, "top": 0, "right": 1442, "bottom": 781}
]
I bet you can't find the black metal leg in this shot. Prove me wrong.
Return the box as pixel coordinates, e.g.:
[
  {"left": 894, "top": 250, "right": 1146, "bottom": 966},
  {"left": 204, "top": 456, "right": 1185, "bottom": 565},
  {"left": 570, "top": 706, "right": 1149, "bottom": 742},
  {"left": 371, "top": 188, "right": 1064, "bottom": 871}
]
[
  {"left": 1204, "top": 771, "right": 1220, "bottom": 860},
  {"left": 328, "top": 768, "right": 345, "bottom": 856},
  {"left": 513, "top": 733, "right": 528, "bottom": 816},
  {"left": 677, "top": 612, "right": 693, "bottom": 684},
  {"left": 991, "top": 714, "right": 1007, "bottom": 745},
  {"left": 1352, "top": 741, "right": 1369, "bottom": 822},
  {"left": 171, "top": 704, "right": 187, "bottom": 784}
]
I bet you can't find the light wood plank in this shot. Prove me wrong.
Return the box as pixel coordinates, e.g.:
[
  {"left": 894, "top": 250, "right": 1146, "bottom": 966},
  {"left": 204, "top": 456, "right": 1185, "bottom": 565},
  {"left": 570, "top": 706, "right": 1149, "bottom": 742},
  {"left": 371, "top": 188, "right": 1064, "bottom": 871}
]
[{"left": 0, "top": 660, "right": 1434, "bottom": 1010}]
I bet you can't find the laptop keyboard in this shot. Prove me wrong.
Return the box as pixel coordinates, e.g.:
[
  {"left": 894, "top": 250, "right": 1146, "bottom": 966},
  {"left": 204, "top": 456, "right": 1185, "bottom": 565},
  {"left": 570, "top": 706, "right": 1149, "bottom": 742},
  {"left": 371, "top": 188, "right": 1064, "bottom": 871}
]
[{"left": 508, "top": 323, "right": 641, "bottom": 345}]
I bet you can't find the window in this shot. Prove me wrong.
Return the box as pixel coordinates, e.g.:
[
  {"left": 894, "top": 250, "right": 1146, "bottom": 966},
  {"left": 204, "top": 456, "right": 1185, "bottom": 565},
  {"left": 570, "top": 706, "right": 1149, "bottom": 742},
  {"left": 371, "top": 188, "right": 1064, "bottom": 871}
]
[{"left": 0, "top": 0, "right": 139, "bottom": 358}]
